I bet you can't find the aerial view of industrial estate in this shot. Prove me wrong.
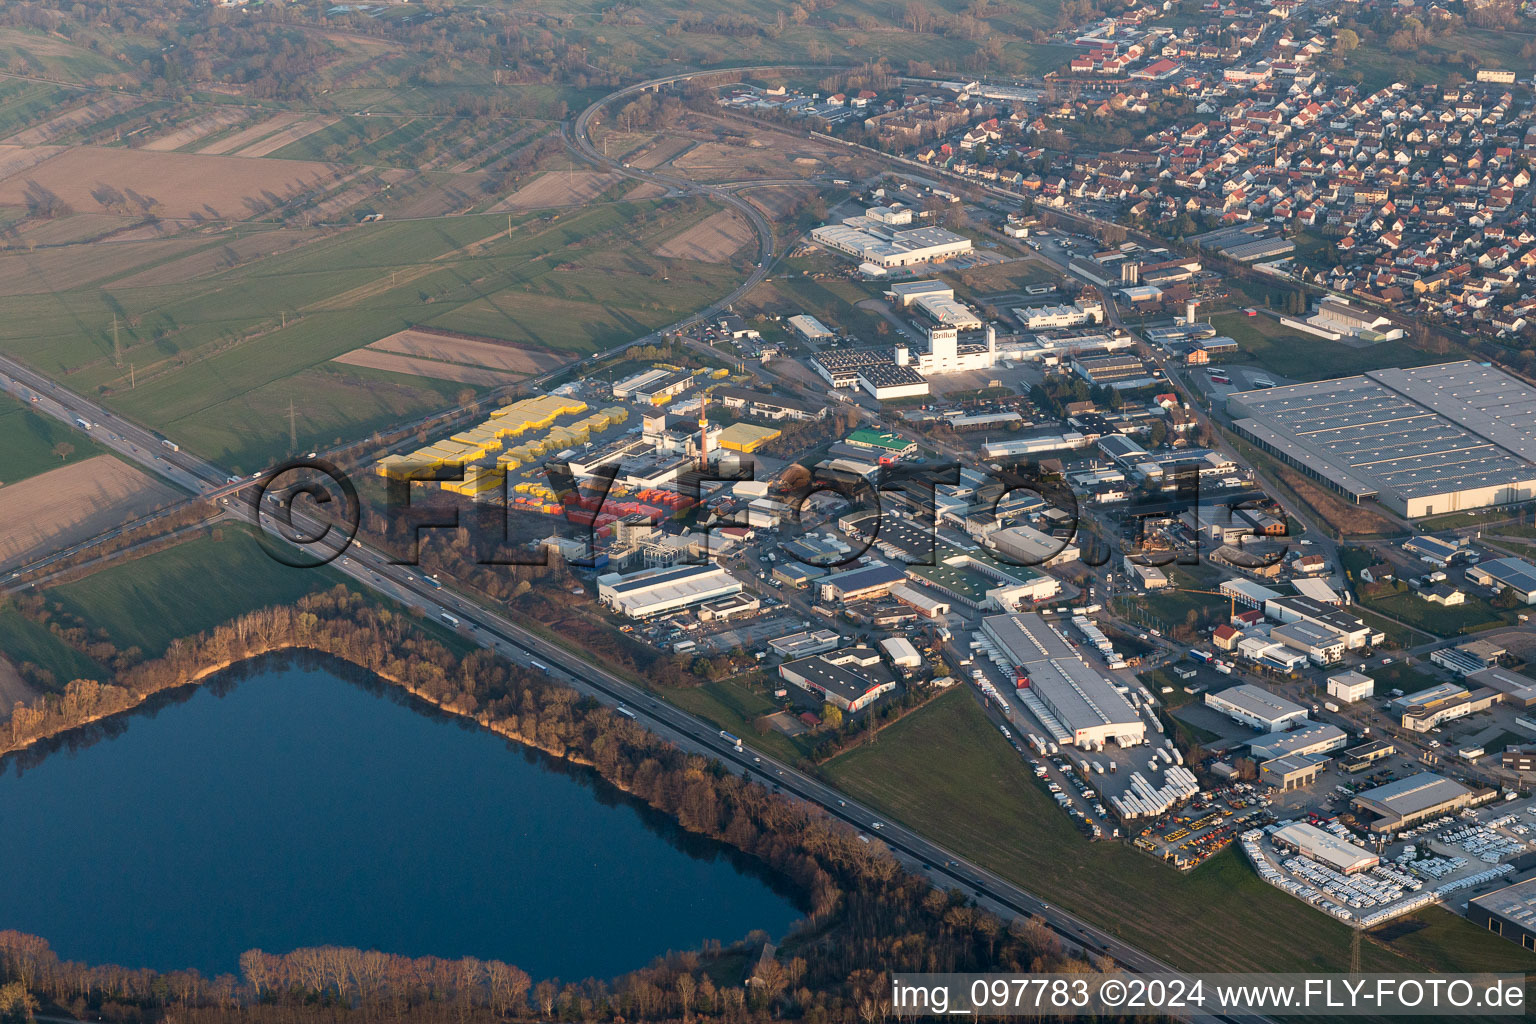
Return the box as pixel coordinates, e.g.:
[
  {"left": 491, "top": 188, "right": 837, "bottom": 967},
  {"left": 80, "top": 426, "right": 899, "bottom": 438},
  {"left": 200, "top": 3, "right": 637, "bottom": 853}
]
[{"left": 9, "top": 0, "right": 1536, "bottom": 1020}]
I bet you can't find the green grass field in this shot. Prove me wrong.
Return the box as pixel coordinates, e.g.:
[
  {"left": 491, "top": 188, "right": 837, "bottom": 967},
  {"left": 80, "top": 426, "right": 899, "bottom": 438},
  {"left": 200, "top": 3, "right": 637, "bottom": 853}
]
[
  {"left": 0, "top": 392, "right": 103, "bottom": 484},
  {"left": 659, "top": 678, "right": 816, "bottom": 763},
  {"left": 47, "top": 528, "right": 339, "bottom": 656},
  {"left": 1209, "top": 311, "right": 1444, "bottom": 382},
  {"left": 820, "top": 688, "right": 1534, "bottom": 974},
  {"left": 0, "top": 606, "right": 107, "bottom": 688},
  {"left": 1356, "top": 587, "right": 1512, "bottom": 637}
]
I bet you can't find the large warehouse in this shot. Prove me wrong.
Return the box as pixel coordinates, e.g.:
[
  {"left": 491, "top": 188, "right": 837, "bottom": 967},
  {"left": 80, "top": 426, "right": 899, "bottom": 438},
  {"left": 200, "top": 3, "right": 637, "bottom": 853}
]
[
  {"left": 811, "top": 211, "right": 973, "bottom": 268},
  {"left": 596, "top": 564, "right": 742, "bottom": 618},
  {"left": 1469, "top": 878, "right": 1536, "bottom": 950},
  {"left": 981, "top": 612, "right": 1145, "bottom": 748},
  {"left": 1228, "top": 362, "right": 1536, "bottom": 517},
  {"left": 1272, "top": 822, "right": 1379, "bottom": 874},
  {"left": 1205, "top": 683, "right": 1309, "bottom": 732},
  {"left": 1351, "top": 772, "right": 1476, "bottom": 833}
]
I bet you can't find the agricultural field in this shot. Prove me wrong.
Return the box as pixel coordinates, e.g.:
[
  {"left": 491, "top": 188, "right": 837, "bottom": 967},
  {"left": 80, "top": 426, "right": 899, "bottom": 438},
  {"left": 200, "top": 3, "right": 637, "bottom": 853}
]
[
  {"left": 0, "top": 146, "right": 347, "bottom": 222},
  {"left": 0, "top": 455, "right": 179, "bottom": 565},
  {"left": 0, "top": 391, "right": 104, "bottom": 484},
  {"left": 0, "top": 196, "right": 747, "bottom": 468},
  {"left": 351, "top": 328, "right": 574, "bottom": 377},
  {"left": 821, "top": 688, "right": 1536, "bottom": 975},
  {"left": 652, "top": 209, "right": 754, "bottom": 262},
  {"left": 46, "top": 527, "right": 339, "bottom": 656},
  {"left": 489, "top": 171, "right": 625, "bottom": 212}
]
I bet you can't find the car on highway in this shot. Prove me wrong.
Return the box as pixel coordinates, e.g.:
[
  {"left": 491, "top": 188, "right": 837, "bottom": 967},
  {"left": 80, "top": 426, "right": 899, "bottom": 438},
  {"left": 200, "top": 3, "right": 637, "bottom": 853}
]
[{"left": 871, "top": 821, "right": 883, "bottom": 830}]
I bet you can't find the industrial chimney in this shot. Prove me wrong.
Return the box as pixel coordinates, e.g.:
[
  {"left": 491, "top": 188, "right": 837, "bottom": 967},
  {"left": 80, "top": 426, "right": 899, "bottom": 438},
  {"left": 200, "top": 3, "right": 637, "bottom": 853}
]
[{"left": 1185, "top": 300, "right": 1198, "bottom": 325}]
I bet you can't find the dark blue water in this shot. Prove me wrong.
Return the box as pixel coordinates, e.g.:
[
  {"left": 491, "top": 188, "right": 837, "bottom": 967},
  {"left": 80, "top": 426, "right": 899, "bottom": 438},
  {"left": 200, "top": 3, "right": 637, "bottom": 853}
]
[{"left": 0, "top": 654, "right": 800, "bottom": 979}]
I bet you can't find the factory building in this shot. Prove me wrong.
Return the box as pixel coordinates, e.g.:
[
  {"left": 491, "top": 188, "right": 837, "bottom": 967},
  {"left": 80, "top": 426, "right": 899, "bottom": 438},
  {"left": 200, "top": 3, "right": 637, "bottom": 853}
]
[
  {"left": 1468, "top": 667, "right": 1536, "bottom": 707},
  {"left": 1467, "top": 557, "right": 1536, "bottom": 604},
  {"left": 880, "top": 636, "right": 923, "bottom": 670},
  {"left": 597, "top": 564, "right": 743, "bottom": 618},
  {"left": 886, "top": 280, "right": 984, "bottom": 330},
  {"left": 1271, "top": 822, "right": 1380, "bottom": 874},
  {"left": 768, "top": 629, "right": 841, "bottom": 659},
  {"left": 1264, "top": 595, "right": 1381, "bottom": 649},
  {"left": 1395, "top": 682, "right": 1502, "bottom": 732},
  {"left": 818, "top": 564, "right": 909, "bottom": 603},
  {"left": 1072, "top": 352, "right": 1154, "bottom": 387},
  {"left": 1469, "top": 879, "right": 1536, "bottom": 950},
  {"left": 611, "top": 367, "right": 697, "bottom": 404},
  {"left": 1327, "top": 670, "right": 1375, "bottom": 703},
  {"left": 908, "top": 547, "right": 1060, "bottom": 611},
  {"left": 1260, "top": 753, "right": 1330, "bottom": 791},
  {"left": 1228, "top": 362, "right": 1536, "bottom": 518},
  {"left": 1270, "top": 620, "right": 1348, "bottom": 665},
  {"left": 1012, "top": 299, "right": 1105, "bottom": 330},
  {"left": 981, "top": 612, "right": 1145, "bottom": 748},
  {"left": 1339, "top": 739, "right": 1396, "bottom": 774},
  {"left": 811, "top": 211, "right": 973, "bottom": 268},
  {"left": 779, "top": 646, "right": 897, "bottom": 712},
  {"left": 1205, "top": 683, "right": 1309, "bottom": 732},
  {"left": 986, "top": 524, "right": 1081, "bottom": 568},
  {"left": 712, "top": 387, "right": 826, "bottom": 422},
  {"left": 1222, "top": 579, "right": 1283, "bottom": 609},
  {"left": 1248, "top": 722, "right": 1348, "bottom": 760},
  {"left": 713, "top": 422, "right": 782, "bottom": 453},
  {"left": 1351, "top": 772, "right": 1476, "bottom": 833},
  {"left": 788, "top": 314, "right": 835, "bottom": 341}
]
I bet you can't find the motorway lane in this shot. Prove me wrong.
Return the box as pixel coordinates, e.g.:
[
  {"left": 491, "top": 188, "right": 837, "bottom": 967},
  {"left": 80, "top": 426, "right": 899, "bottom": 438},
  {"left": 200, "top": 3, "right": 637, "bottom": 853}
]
[{"left": 0, "top": 356, "right": 214, "bottom": 495}]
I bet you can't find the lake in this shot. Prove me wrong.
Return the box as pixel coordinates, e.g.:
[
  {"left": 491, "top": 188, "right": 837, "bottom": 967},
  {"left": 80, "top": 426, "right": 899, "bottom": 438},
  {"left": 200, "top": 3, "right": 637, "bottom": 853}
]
[{"left": 0, "top": 654, "right": 801, "bottom": 979}]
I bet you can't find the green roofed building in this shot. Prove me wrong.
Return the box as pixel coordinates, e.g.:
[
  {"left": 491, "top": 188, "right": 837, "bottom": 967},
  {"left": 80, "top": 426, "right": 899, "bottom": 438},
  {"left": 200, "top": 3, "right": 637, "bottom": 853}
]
[{"left": 845, "top": 429, "right": 917, "bottom": 457}]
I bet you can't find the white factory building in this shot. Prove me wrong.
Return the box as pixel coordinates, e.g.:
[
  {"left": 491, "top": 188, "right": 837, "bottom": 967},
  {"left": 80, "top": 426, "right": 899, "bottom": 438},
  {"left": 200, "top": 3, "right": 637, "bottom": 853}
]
[
  {"left": 1205, "top": 683, "right": 1309, "bottom": 732},
  {"left": 1229, "top": 362, "right": 1536, "bottom": 518},
  {"left": 885, "top": 280, "right": 984, "bottom": 331},
  {"left": 1011, "top": 299, "right": 1105, "bottom": 330},
  {"left": 1248, "top": 722, "right": 1348, "bottom": 760},
  {"left": 1271, "top": 821, "right": 1380, "bottom": 875},
  {"left": 597, "top": 564, "right": 742, "bottom": 619},
  {"left": 981, "top": 612, "right": 1145, "bottom": 748},
  {"left": 1327, "top": 671, "right": 1375, "bottom": 703},
  {"left": 811, "top": 208, "right": 973, "bottom": 268}
]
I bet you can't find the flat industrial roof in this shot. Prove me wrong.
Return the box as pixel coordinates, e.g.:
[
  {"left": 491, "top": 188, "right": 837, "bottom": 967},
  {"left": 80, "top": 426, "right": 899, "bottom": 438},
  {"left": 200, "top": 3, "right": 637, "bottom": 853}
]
[
  {"left": 820, "top": 563, "right": 908, "bottom": 593},
  {"left": 781, "top": 648, "right": 888, "bottom": 702},
  {"left": 982, "top": 612, "right": 1141, "bottom": 735},
  {"left": 1471, "top": 877, "right": 1536, "bottom": 928},
  {"left": 1473, "top": 557, "right": 1536, "bottom": 592},
  {"left": 603, "top": 564, "right": 729, "bottom": 595},
  {"left": 1250, "top": 722, "right": 1346, "bottom": 759},
  {"left": 1229, "top": 362, "right": 1536, "bottom": 501},
  {"left": 1208, "top": 683, "right": 1307, "bottom": 721},
  {"left": 1272, "top": 821, "right": 1377, "bottom": 872},
  {"left": 1354, "top": 772, "right": 1472, "bottom": 816}
]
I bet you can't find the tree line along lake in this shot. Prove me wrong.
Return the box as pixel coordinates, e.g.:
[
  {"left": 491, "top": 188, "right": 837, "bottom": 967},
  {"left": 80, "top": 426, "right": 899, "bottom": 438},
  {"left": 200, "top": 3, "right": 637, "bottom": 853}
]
[{"left": 0, "top": 653, "right": 802, "bottom": 979}]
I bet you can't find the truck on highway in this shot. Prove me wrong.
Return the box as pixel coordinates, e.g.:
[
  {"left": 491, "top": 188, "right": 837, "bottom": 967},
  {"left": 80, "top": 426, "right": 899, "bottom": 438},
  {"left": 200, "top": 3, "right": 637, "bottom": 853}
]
[
  {"left": 530, "top": 660, "right": 548, "bottom": 673},
  {"left": 160, "top": 438, "right": 180, "bottom": 452},
  {"left": 440, "top": 613, "right": 460, "bottom": 627},
  {"left": 720, "top": 730, "right": 744, "bottom": 751},
  {"left": 74, "top": 416, "right": 92, "bottom": 431},
  {"left": 617, "top": 706, "right": 637, "bottom": 720},
  {"left": 424, "top": 575, "right": 443, "bottom": 589}
]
